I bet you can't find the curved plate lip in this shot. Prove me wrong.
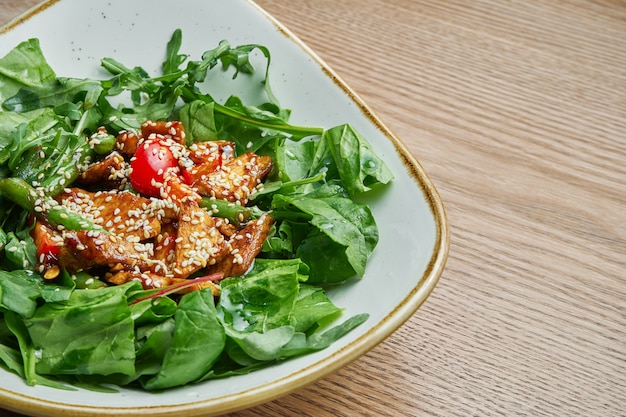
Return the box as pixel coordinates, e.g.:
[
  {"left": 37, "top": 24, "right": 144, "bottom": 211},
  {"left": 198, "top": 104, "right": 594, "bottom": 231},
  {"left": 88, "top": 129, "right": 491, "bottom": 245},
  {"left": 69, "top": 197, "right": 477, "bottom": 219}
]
[{"left": 0, "top": 0, "right": 450, "bottom": 416}]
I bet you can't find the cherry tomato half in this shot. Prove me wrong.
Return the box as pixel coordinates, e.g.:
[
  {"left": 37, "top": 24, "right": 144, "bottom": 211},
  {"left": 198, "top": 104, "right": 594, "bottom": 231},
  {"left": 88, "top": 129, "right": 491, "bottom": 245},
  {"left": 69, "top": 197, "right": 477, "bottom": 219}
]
[{"left": 129, "top": 139, "right": 179, "bottom": 197}]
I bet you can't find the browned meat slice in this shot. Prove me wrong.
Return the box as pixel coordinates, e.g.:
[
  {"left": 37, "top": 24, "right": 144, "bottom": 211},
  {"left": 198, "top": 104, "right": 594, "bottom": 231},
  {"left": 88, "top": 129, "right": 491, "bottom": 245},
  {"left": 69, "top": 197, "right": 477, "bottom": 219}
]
[
  {"left": 192, "top": 152, "right": 273, "bottom": 205},
  {"left": 115, "top": 130, "right": 140, "bottom": 156},
  {"left": 58, "top": 230, "right": 158, "bottom": 273},
  {"left": 56, "top": 188, "right": 162, "bottom": 241},
  {"left": 77, "top": 151, "right": 127, "bottom": 188},
  {"left": 141, "top": 120, "right": 186, "bottom": 145},
  {"left": 161, "top": 172, "right": 202, "bottom": 206},
  {"left": 105, "top": 269, "right": 170, "bottom": 288},
  {"left": 173, "top": 200, "right": 228, "bottom": 278},
  {"left": 215, "top": 217, "right": 238, "bottom": 238},
  {"left": 206, "top": 213, "right": 274, "bottom": 278},
  {"left": 153, "top": 222, "right": 177, "bottom": 271},
  {"left": 187, "top": 140, "right": 235, "bottom": 165}
]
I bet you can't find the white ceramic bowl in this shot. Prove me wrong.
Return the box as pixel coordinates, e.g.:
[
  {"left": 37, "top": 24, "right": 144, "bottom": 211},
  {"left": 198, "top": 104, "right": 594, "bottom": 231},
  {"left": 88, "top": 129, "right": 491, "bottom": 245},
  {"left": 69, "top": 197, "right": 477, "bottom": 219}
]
[{"left": 0, "top": 1, "right": 449, "bottom": 415}]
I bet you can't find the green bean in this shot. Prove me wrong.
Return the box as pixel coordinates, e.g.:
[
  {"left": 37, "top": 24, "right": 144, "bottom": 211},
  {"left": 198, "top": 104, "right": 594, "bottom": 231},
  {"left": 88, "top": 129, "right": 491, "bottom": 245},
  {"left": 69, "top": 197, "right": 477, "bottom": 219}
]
[
  {"left": 46, "top": 205, "right": 107, "bottom": 232},
  {"left": 91, "top": 133, "right": 117, "bottom": 155},
  {"left": 199, "top": 197, "right": 251, "bottom": 226},
  {"left": 0, "top": 178, "right": 106, "bottom": 233},
  {"left": 0, "top": 178, "right": 37, "bottom": 212}
]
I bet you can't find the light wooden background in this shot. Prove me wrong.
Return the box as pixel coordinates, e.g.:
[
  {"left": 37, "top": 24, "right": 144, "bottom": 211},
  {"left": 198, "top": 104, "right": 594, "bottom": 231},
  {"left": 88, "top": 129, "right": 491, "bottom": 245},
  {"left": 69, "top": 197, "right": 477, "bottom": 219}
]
[{"left": 1, "top": 0, "right": 624, "bottom": 416}]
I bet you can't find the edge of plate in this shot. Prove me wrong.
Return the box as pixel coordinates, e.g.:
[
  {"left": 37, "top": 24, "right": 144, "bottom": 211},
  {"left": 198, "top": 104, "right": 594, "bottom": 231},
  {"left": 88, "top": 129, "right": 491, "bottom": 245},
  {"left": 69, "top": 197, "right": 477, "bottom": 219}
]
[
  {"left": 0, "top": 1, "right": 450, "bottom": 416},
  {"left": 0, "top": 0, "right": 59, "bottom": 36}
]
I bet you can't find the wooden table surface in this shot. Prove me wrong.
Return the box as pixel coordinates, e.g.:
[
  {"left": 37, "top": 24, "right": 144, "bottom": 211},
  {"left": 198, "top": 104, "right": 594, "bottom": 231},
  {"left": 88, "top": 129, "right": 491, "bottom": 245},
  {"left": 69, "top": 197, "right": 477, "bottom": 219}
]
[{"left": 1, "top": 0, "right": 624, "bottom": 416}]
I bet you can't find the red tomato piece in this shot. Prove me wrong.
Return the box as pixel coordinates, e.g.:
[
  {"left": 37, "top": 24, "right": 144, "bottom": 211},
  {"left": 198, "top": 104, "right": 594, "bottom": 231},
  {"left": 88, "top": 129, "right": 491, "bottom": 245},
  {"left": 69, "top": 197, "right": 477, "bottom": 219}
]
[
  {"left": 130, "top": 139, "right": 179, "bottom": 197},
  {"left": 30, "top": 222, "right": 62, "bottom": 279},
  {"left": 32, "top": 223, "right": 60, "bottom": 261}
]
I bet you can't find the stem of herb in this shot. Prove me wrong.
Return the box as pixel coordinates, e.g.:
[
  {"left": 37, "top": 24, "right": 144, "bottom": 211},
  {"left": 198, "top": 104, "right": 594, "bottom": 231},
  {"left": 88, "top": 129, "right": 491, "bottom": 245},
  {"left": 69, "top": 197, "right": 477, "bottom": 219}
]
[{"left": 128, "top": 273, "right": 224, "bottom": 305}]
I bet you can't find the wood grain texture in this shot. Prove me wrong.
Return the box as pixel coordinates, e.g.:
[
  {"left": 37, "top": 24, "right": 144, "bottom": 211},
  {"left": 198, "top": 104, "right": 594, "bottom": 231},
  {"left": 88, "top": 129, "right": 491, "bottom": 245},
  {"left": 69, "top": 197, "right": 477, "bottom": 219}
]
[{"left": 0, "top": 0, "right": 624, "bottom": 416}]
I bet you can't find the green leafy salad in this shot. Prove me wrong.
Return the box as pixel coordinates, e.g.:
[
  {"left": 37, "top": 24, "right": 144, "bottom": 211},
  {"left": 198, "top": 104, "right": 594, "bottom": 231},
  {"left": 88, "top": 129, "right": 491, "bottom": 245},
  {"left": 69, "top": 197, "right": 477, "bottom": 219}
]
[{"left": 0, "top": 30, "right": 393, "bottom": 391}]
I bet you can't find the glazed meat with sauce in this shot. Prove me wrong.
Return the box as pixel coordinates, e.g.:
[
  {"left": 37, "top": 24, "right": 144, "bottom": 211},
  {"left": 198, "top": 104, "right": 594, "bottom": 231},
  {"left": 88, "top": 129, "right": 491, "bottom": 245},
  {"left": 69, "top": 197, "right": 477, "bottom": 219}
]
[{"left": 32, "top": 120, "right": 274, "bottom": 294}]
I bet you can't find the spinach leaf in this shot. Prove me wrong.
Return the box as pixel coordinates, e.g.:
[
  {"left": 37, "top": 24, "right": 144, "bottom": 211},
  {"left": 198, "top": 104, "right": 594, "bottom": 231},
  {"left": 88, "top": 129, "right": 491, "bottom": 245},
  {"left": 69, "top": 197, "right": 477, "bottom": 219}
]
[
  {"left": 132, "top": 318, "right": 176, "bottom": 382},
  {"left": 178, "top": 100, "right": 219, "bottom": 143},
  {"left": 142, "top": 289, "right": 225, "bottom": 390},
  {"left": 324, "top": 124, "right": 393, "bottom": 196},
  {"left": 272, "top": 194, "right": 378, "bottom": 282},
  {"left": 0, "top": 322, "right": 76, "bottom": 391},
  {"left": 3, "top": 232, "right": 37, "bottom": 271},
  {"left": 130, "top": 296, "right": 178, "bottom": 326},
  {"left": 274, "top": 139, "right": 318, "bottom": 184},
  {"left": 218, "top": 259, "right": 366, "bottom": 363},
  {"left": 24, "top": 282, "right": 140, "bottom": 376},
  {"left": 261, "top": 220, "right": 306, "bottom": 258},
  {"left": 219, "top": 261, "right": 302, "bottom": 333},
  {"left": 0, "top": 109, "right": 49, "bottom": 163},
  {"left": 0, "top": 270, "right": 41, "bottom": 318},
  {"left": 4, "top": 311, "right": 38, "bottom": 385},
  {"left": 0, "top": 39, "right": 56, "bottom": 103},
  {"left": 278, "top": 313, "right": 369, "bottom": 357},
  {"left": 218, "top": 260, "right": 302, "bottom": 361},
  {"left": 0, "top": 340, "right": 24, "bottom": 378},
  {"left": 3, "top": 77, "right": 103, "bottom": 115},
  {"left": 292, "top": 284, "right": 343, "bottom": 333}
]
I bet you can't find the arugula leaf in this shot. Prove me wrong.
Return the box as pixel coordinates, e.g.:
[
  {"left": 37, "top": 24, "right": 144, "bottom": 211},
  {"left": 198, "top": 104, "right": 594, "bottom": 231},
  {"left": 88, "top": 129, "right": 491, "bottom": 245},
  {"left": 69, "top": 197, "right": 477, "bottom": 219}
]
[
  {"left": 3, "top": 232, "right": 37, "bottom": 271},
  {"left": 162, "top": 28, "right": 187, "bottom": 75}
]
